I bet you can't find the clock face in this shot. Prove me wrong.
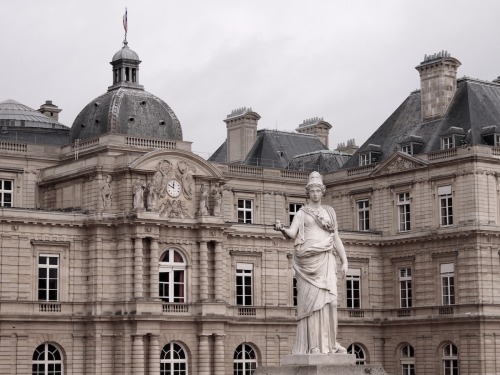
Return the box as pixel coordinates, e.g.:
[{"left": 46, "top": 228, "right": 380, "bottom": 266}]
[{"left": 166, "top": 179, "right": 182, "bottom": 198}]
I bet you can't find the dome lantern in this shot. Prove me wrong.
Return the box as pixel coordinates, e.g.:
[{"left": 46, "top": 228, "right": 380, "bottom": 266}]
[{"left": 108, "top": 41, "right": 144, "bottom": 91}]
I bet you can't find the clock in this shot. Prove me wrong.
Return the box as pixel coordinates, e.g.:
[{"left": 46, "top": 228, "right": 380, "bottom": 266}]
[{"left": 166, "top": 179, "right": 182, "bottom": 198}]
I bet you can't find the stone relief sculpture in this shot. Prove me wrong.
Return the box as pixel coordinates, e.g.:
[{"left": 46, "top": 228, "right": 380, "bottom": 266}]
[
  {"left": 100, "top": 174, "right": 113, "bottom": 210},
  {"left": 176, "top": 160, "right": 196, "bottom": 200},
  {"left": 212, "top": 182, "right": 223, "bottom": 216},
  {"left": 146, "top": 181, "right": 157, "bottom": 211},
  {"left": 274, "top": 171, "right": 348, "bottom": 355},
  {"left": 133, "top": 177, "right": 145, "bottom": 210},
  {"left": 198, "top": 183, "right": 209, "bottom": 215}
]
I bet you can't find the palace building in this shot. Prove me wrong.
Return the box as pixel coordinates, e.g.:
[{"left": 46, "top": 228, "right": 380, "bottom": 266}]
[{"left": 1, "top": 37, "right": 500, "bottom": 375}]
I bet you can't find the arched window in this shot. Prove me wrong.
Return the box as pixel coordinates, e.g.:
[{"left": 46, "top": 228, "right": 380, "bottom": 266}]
[
  {"left": 159, "top": 249, "right": 186, "bottom": 303},
  {"left": 400, "top": 345, "right": 415, "bottom": 375},
  {"left": 443, "top": 343, "right": 459, "bottom": 375},
  {"left": 32, "top": 343, "right": 63, "bottom": 375},
  {"left": 347, "top": 343, "right": 366, "bottom": 365},
  {"left": 233, "top": 343, "right": 257, "bottom": 375},
  {"left": 161, "top": 342, "right": 188, "bottom": 375}
]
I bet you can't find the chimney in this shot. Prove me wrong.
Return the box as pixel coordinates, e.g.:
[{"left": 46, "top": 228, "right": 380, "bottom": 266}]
[
  {"left": 38, "top": 100, "right": 62, "bottom": 121},
  {"left": 295, "top": 117, "right": 332, "bottom": 148},
  {"left": 415, "top": 51, "right": 461, "bottom": 121},
  {"left": 223, "top": 107, "right": 260, "bottom": 163}
]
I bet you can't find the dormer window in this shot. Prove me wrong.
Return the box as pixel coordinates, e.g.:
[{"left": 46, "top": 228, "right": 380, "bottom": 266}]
[
  {"left": 401, "top": 145, "right": 412, "bottom": 155},
  {"left": 359, "top": 153, "right": 370, "bottom": 166},
  {"left": 481, "top": 125, "right": 500, "bottom": 146},
  {"left": 441, "top": 136, "right": 453, "bottom": 150}
]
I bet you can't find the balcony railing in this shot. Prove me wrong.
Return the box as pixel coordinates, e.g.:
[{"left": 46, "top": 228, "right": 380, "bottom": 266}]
[
  {"left": 238, "top": 307, "right": 256, "bottom": 316},
  {"left": 162, "top": 303, "right": 189, "bottom": 314},
  {"left": 39, "top": 303, "right": 61, "bottom": 312}
]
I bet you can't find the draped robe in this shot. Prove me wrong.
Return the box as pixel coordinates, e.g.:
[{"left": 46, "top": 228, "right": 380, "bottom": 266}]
[{"left": 292, "top": 205, "right": 339, "bottom": 354}]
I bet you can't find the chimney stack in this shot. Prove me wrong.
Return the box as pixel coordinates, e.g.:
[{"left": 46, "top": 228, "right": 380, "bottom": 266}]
[
  {"left": 415, "top": 51, "right": 461, "bottom": 121},
  {"left": 223, "top": 107, "right": 260, "bottom": 163},
  {"left": 38, "top": 100, "right": 62, "bottom": 121},
  {"left": 295, "top": 117, "right": 332, "bottom": 148}
]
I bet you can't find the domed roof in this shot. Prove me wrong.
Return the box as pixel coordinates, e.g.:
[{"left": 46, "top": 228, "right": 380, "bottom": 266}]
[
  {"left": 0, "top": 99, "right": 70, "bottom": 145},
  {"left": 112, "top": 41, "right": 140, "bottom": 62},
  {"left": 71, "top": 41, "right": 183, "bottom": 142},
  {"left": 70, "top": 88, "right": 183, "bottom": 142},
  {"left": 0, "top": 99, "right": 66, "bottom": 128}
]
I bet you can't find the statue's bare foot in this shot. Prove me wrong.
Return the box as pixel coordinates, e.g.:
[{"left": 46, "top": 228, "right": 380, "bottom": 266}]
[{"left": 310, "top": 347, "right": 320, "bottom": 354}]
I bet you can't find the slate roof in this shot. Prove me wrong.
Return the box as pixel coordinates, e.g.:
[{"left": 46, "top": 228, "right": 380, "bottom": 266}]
[
  {"left": 209, "top": 129, "right": 330, "bottom": 169},
  {"left": 288, "top": 150, "right": 350, "bottom": 173},
  {"left": 0, "top": 99, "right": 70, "bottom": 145},
  {"left": 342, "top": 78, "right": 500, "bottom": 169}
]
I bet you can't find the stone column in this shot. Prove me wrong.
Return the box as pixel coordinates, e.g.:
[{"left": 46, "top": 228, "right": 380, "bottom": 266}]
[
  {"left": 198, "top": 334, "right": 210, "bottom": 375},
  {"left": 214, "top": 242, "right": 223, "bottom": 301},
  {"left": 199, "top": 241, "right": 208, "bottom": 301},
  {"left": 150, "top": 238, "right": 160, "bottom": 300},
  {"left": 149, "top": 334, "right": 160, "bottom": 375},
  {"left": 134, "top": 238, "right": 144, "bottom": 299},
  {"left": 132, "top": 335, "right": 145, "bottom": 375},
  {"left": 214, "top": 334, "right": 225, "bottom": 375}
]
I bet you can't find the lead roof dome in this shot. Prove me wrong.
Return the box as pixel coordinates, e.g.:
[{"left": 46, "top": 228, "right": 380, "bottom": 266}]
[{"left": 70, "top": 41, "right": 182, "bottom": 142}]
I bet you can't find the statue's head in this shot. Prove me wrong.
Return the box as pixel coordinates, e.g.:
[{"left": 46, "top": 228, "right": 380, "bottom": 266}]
[{"left": 305, "top": 171, "right": 326, "bottom": 195}]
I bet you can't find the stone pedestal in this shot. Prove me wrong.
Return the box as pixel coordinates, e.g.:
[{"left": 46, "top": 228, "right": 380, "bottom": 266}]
[{"left": 254, "top": 353, "right": 388, "bottom": 375}]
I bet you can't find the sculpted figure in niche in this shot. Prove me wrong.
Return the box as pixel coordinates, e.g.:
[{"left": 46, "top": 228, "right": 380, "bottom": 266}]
[
  {"left": 198, "top": 183, "right": 209, "bottom": 215},
  {"left": 176, "top": 161, "right": 196, "bottom": 200},
  {"left": 133, "top": 177, "right": 146, "bottom": 209},
  {"left": 100, "top": 174, "right": 113, "bottom": 210},
  {"left": 147, "top": 182, "right": 157, "bottom": 211},
  {"left": 212, "top": 182, "right": 223, "bottom": 216},
  {"left": 274, "top": 171, "right": 348, "bottom": 355}
]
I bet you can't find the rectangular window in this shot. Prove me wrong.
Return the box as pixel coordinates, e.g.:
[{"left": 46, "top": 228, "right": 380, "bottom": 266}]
[
  {"left": 38, "top": 255, "right": 59, "bottom": 301},
  {"left": 401, "top": 145, "right": 412, "bottom": 155},
  {"left": 237, "top": 199, "right": 253, "bottom": 224},
  {"left": 399, "top": 268, "right": 412, "bottom": 308},
  {"left": 357, "top": 200, "right": 370, "bottom": 231},
  {"left": 398, "top": 192, "right": 411, "bottom": 232},
  {"left": 236, "top": 263, "right": 253, "bottom": 306},
  {"left": 289, "top": 203, "right": 303, "bottom": 225},
  {"left": 438, "top": 186, "right": 453, "bottom": 226},
  {"left": 0, "top": 179, "right": 13, "bottom": 207},
  {"left": 346, "top": 268, "right": 361, "bottom": 309},
  {"left": 495, "top": 134, "right": 500, "bottom": 147},
  {"left": 441, "top": 263, "right": 455, "bottom": 305},
  {"left": 442, "top": 136, "right": 454, "bottom": 150},
  {"left": 359, "top": 153, "right": 370, "bottom": 166},
  {"left": 402, "top": 364, "right": 415, "bottom": 375}
]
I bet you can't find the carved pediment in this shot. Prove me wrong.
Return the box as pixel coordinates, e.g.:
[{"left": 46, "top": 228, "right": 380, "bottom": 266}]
[{"left": 371, "top": 152, "right": 427, "bottom": 177}]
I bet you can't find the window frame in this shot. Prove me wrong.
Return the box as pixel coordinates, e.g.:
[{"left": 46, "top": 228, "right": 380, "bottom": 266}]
[
  {"left": 438, "top": 186, "right": 453, "bottom": 227},
  {"left": 161, "top": 342, "right": 188, "bottom": 375},
  {"left": 397, "top": 192, "right": 411, "bottom": 232},
  {"left": 347, "top": 343, "right": 367, "bottom": 365},
  {"left": 288, "top": 202, "right": 303, "bottom": 225},
  {"left": 441, "top": 136, "right": 454, "bottom": 150},
  {"left": 359, "top": 153, "right": 370, "bottom": 166},
  {"left": 400, "top": 344, "right": 415, "bottom": 375},
  {"left": 356, "top": 199, "right": 370, "bottom": 231},
  {"left": 0, "top": 178, "right": 13, "bottom": 207},
  {"left": 237, "top": 199, "right": 253, "bottom": 224},
  {"left": 32, "top": 342, "right": 64, "bottom": 375},
  {"left": 401, "top": 144, "right": 412, "bottom": 155},
  {"left": 159, "top": 249, "right": 187, "bottom": 303},
  {"left": 346, "top": 268, "right": 361, "bottom": 309},
  {"left": 38, "top": 254, "right": 60, "bottom": 302},
  {"left": 399, "top": 268, "right": 412, "bottom": 309},
  {"left": 442, "top": 343, "right": 459, "bottom": 375},
  {"left": 236, "top": 263, "right": 254, "bottom": 306},
  {"left": 441, "top": 263, "right": 455, "bottom": 306},
  {"left": 233, "top": 343, "right": 258, "bottom": 375}
]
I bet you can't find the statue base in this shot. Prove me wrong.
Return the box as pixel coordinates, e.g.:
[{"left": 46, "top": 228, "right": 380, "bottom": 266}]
[{"left": 254, "top": 353, "right": 388, "bottom": 375}]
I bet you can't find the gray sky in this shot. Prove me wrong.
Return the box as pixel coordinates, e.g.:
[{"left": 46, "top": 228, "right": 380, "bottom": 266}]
[{"left": 2, "top": 0, "right": 500, "bottom": 157}]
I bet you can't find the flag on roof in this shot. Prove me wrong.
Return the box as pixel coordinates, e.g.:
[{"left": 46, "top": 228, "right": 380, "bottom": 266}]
[{"left": 123, "top": 8, "right": 128, "bottom": 34}]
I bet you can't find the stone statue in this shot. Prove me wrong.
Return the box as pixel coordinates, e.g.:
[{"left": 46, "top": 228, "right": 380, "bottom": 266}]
[
  {"left": 100, "top": 174, "right": 113, "bottom": 210},
  {"left": 147, "top": 181, "right": 157, "bottom": 211},
  {"left": 274, "top": 171, "right": 348, "bottom": 355},
  {"left": 133, "top": 177, "right": 145, "bottom": 209},
  {"left": 198, "top": 183, "right": 209, "bottom": 215},
  {"left": 212, "top": 182, "right": 222, "bottom": 216}
]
